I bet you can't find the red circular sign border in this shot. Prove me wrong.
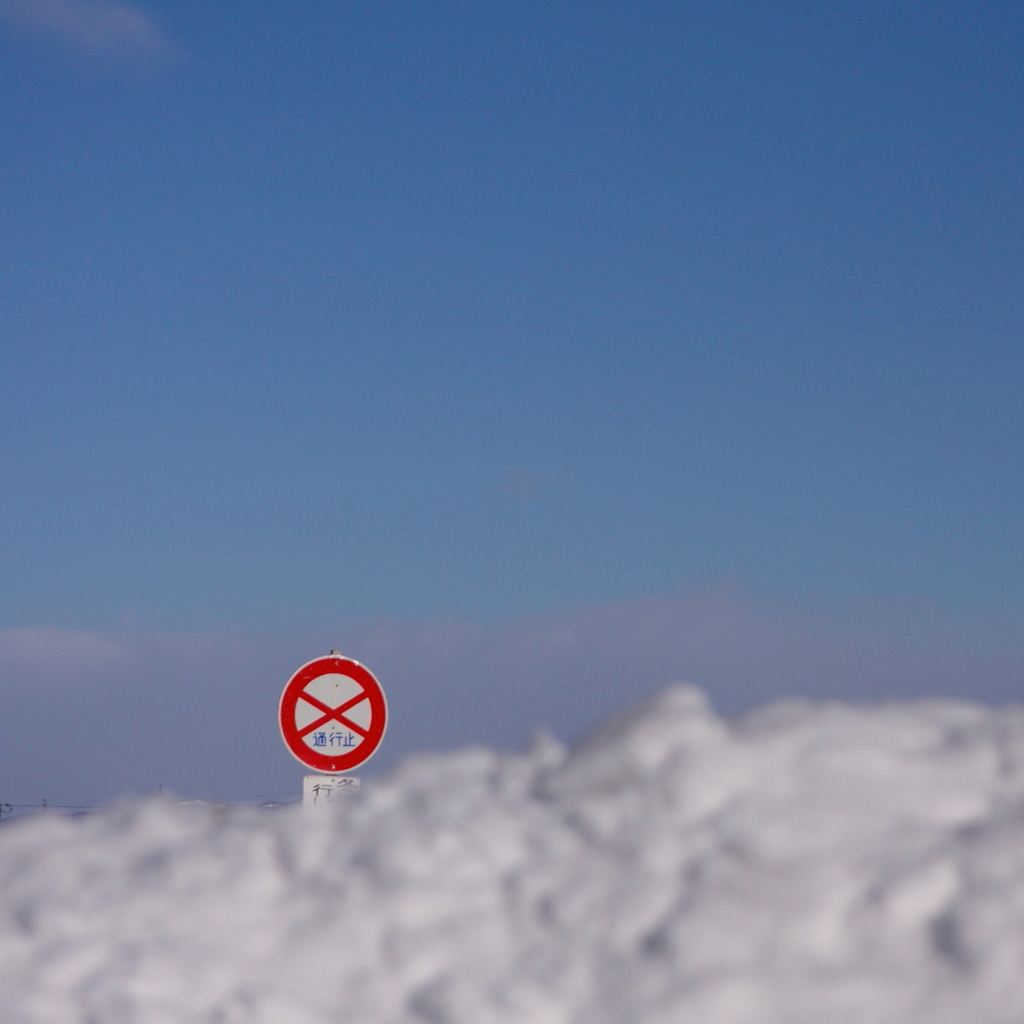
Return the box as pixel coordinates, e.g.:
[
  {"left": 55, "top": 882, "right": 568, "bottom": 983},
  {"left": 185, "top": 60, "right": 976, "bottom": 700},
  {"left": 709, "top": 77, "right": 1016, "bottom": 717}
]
[{"left": 278, "top": 655, "right": 387, "bottom": 773}]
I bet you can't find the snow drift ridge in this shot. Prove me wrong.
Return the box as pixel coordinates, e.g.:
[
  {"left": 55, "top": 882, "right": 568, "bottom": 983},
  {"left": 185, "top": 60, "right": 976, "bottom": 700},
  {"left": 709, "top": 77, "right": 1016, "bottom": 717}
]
[{"left": 4, "top": 684, "right": 1024, "bottom": 1023}]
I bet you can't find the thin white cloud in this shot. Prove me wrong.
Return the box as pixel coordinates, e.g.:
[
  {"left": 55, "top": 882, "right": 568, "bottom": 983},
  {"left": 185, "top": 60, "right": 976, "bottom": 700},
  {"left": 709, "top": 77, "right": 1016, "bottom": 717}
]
[
  {"left": 0, "top": 625, "right": 129, "bottom": 681},
  {"left": 0, "top": 0, "right": 171, "bottom": 57}
]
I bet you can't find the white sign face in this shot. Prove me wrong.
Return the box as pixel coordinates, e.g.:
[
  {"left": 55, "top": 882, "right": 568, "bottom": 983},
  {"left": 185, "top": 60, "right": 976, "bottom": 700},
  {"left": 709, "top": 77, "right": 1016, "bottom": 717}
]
[{"left": 292, "top": 673, "right": 373, "bottom": 754}]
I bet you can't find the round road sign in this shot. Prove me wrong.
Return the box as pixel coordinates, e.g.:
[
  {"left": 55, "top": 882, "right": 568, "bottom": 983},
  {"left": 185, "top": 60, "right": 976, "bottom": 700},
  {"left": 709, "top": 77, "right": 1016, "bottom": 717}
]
[{"left": 278, "top": 654, "right": 387, "bottom": 773}]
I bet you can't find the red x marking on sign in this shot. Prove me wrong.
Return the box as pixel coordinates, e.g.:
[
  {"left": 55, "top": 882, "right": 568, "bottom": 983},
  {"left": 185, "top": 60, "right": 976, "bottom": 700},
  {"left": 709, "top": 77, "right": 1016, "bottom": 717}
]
[{"left": 296, "top": 690, "right": 370, "bottom": 739}]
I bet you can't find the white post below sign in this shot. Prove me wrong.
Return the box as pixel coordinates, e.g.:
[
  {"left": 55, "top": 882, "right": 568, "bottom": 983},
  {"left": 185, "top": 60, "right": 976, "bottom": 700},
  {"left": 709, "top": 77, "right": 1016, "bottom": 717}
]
[{"left": 303, "top": 773, "right": 361, "bottom": 807}]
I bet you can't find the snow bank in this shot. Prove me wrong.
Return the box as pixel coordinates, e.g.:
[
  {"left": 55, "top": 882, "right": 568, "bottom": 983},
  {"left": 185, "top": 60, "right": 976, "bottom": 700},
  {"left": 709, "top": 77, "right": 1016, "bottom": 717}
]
[{"left": 5, "top": 684, "right": 1024, "bottom": 1023}]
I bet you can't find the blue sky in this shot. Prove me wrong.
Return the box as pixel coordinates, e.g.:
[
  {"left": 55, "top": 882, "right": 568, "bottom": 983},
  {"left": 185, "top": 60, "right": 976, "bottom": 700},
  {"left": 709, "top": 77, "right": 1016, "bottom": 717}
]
[{"left": 1, "top": 1, "right": 1023, "bottom": 803}]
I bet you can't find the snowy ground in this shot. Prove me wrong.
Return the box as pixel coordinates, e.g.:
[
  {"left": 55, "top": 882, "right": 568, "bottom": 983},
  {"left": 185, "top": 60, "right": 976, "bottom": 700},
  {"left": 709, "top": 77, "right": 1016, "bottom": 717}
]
[{"left": 4, "top": 684, "right": 1024, "bottom": 1023}]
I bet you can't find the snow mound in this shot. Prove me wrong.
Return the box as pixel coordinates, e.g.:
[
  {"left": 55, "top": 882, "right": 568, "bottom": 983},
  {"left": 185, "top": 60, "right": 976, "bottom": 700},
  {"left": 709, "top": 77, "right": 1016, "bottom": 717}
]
[{"left": 5, "top": 684, "right": 1024, "bottom": 1023}]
